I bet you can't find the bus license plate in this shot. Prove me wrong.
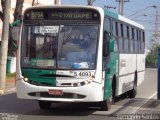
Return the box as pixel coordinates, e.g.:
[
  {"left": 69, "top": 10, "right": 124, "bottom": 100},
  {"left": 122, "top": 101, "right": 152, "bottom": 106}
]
[{"left": 48, "top": 89, "right": 63, "bottom": 95}]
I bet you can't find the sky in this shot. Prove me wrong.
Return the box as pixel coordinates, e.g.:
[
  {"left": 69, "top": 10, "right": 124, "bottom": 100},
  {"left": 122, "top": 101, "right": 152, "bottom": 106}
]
[{"left": 62, "top": 0, "right": 160, "bottom": 49}]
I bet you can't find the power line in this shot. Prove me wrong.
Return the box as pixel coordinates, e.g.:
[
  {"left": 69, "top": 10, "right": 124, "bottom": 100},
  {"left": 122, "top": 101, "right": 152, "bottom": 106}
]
[
  {"left": 70, "top": 0, "right": 81, "bottom": 5},
  {"left": 128, "top": 5, "right": 157, "bottom": 17},
  {"left": 104, "top": 5, "right": 116, "bottom": 10}
]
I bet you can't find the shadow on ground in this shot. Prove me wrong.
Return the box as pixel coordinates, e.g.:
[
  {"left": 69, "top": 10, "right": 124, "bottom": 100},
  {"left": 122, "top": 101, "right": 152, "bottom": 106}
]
[
  {"left": 0, "top": 93, "right": 97, "bottom": 116},
  {"left": 0, "top": 93, "right": 159, "bottom": 117}
]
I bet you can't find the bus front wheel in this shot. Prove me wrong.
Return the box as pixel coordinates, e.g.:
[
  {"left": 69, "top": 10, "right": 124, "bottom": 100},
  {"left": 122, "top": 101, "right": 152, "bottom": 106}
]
[
  {"left": 100, "top": 99, "right": 111, "bottom": 111},
  {"left": 38, "top": 101, "right": 52, "bottom": 110}
]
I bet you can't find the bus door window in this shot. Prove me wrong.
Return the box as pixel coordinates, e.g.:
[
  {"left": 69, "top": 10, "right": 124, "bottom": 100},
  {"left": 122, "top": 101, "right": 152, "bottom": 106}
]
[
  {"left": 103, "top": 17, "right": 111, "bottom": 69},
  {"left": 103, "top": 17, "right": 112, "bottom": 54},
  {"left": 103, "top": 31, "right": 110, "bottom": 70}
]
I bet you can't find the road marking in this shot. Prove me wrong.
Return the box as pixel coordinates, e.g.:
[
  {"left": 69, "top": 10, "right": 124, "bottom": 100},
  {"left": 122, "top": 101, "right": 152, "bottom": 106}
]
[
  {"left": 92, "top": 93, "right": 158, "bottom": 116},
  {"left": 147, "top": 68, "right": 157, "bottom": 71},
  {"left": 148, "top": 92, "right": 157, "bottom": 99}
]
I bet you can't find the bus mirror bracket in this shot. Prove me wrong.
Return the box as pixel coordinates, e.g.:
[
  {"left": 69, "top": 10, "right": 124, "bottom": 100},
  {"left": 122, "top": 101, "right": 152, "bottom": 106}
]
[{"left": 11, "top": 20, "right": 22, "bottom": 27}]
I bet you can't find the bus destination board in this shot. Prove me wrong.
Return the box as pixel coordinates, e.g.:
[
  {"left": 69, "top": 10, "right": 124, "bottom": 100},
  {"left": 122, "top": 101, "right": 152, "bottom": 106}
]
[
  {"left": 25, "top": 8, "right": 100, "bottom": 21},
  {"left": 30, "top": 11, "right": 44, "bottom": 20},
  {"left": 49, "top": 12, "right": 93, "bottom": 20}
]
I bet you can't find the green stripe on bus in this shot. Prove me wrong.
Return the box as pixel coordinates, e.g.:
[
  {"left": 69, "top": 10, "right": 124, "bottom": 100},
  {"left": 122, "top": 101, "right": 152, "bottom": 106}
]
[
  {"left": 21, "top": 68, "right": 57, "bottom": 86},
  {"left": 104, "top": 9, "right": 118, "bottom": 19},
  {"left": 104, "top": 38, "right": 119, "bottom": 100}
]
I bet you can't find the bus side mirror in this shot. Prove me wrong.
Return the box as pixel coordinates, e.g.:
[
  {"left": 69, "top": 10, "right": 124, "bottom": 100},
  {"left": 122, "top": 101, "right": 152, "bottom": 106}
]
[
  {"left": 11, "top": 26, "right": 21, "bottom": 50},
  {"left": 11, "top": 20, "right": 22, "bottom": 27},
  {"left": 109, "top": 38, "right": 114, "bottom": 52},
  {"left": 10, "top": 20, "right": 22, "bottom": 50}
]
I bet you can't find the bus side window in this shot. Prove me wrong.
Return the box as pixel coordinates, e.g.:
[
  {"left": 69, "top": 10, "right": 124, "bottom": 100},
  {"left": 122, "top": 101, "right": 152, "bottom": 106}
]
[
  {"left": 130, "top": 27, "right": 135, "bottom": 53},
  {"left": 124, "top": 25, "right": 129, "bottom": 53},
  {"left": 137, "top": 29, "right": 139, "bottom": 53},
  {"left": 126, "top": 26, "right": 130, "bottom": 53},
  {"left": 142, "top": 31, "right": 145, "bottom": 53},
  {"left": 134, "top": 28, "right": 138, "bottom": 53},
  {"left": 104, "top": 17, "right": 112, "bottom": 34},
  {"left": 112, "top": 21, "right": 118, "bottom": 52},
  {"left": 118, "top": 23, "right": 123, "bottom": 53}
]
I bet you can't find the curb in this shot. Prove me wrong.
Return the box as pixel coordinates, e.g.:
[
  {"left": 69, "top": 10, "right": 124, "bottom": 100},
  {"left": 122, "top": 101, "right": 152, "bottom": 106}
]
[
  {"left": 0, "top": 90, "right": 5, "bottom": 95},
  {"left": 0, "top": 87, "right": 16, "bottom": 95}
]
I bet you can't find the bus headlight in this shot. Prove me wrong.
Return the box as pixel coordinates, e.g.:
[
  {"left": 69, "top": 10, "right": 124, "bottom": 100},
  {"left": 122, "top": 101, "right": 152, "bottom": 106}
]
[{"left": 24, "top": 77, "right": 29, "bottom": 82}]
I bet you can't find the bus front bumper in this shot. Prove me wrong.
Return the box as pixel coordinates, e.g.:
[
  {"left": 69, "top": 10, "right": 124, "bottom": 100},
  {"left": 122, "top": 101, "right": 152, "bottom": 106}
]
[{"left": 16, "top": 80, "right": 104, "bottom": 102}]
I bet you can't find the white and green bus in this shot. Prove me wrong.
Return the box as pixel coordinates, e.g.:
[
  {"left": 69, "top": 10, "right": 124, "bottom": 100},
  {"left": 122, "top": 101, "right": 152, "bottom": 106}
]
[{"left": 16, "top": 5, "right": 145, "bottom": 110}]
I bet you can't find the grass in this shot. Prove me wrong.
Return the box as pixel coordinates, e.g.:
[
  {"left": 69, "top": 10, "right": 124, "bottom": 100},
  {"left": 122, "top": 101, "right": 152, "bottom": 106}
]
[{"left": 6, "top": 73, "right": 16, "bottom": 78}]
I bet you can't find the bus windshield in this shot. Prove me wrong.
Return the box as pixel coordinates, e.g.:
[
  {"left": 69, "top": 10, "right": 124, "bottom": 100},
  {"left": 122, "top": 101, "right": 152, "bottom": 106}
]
[{"left": 21, "top": 24, "right": 99, "bottom": 70}]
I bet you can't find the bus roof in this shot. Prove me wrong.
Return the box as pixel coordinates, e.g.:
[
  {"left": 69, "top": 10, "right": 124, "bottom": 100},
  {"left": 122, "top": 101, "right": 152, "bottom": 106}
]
[
  {"left": 104, "top": 9, "right": 145, "bottom": 30},
  {"left": 23, "top": 5, "right": 144, "bottom": 30},
  {"left": 23, "top": 5, "right": 103, "bottom": 14}
]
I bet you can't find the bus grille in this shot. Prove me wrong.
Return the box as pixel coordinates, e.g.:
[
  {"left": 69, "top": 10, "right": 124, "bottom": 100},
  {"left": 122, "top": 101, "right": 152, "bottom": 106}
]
[
  {"left": 28, "top": 92, "right": 86, "bottom": 99},
  {"left": 28, "top": 81, "right": 55, "bottom": 87}
]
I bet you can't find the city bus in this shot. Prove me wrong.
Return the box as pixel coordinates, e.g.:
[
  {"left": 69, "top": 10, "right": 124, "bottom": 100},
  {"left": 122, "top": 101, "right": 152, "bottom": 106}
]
[{"left": 16, "top": 5, "right": 145, "bottom": 111}]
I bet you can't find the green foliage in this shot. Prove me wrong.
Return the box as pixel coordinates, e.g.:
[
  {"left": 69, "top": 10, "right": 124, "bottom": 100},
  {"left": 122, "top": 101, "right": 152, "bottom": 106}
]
[
  {"left": 145, "top": 45, "right": 160, "bottom": 67},
  {"left": 146, "top": 53, "right": 157, "bottom": 67},
  {"left": 6, "top": 73, "right": 16, "bottom": 78}
]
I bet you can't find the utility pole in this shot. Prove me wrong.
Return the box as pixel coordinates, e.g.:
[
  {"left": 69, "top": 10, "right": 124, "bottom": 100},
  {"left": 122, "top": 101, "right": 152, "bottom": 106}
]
[
  {"left": 152, "top": 8, "right": 159, "bottom": 49},
  {"left": 115, "top": 0, "right": 130, "bottom": 15},
  {"left": 121, "top": 0, "right": 124, "bottom": 15},
  {"left": 118, "top": 1, "right": 121, "bottom": 14},
  {"left": 32, "top": 0, "right": 39, "bottom": 6},
  {"left": 55, "top": 0, "right": 61, "bottom": 5},
  {"left": 87, "top": 0, "right": 96, "bottom": 6},
  {"left": 155, "top": 9, "right": 159, "bottom": 40},
  {"left": 32, "top": 0, "right": 35, "bottom": 6},
  {"left": 0, "top": 0, "right": 11, "bottom": 94}
]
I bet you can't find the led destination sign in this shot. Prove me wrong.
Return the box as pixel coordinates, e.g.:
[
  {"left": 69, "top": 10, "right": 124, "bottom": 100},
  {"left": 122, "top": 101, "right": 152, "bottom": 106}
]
[
  {"left": 30, "top": 11, "right": 44, "bottom": 19},
  {"left": 50, "top": 12, "right": 93, "bottom": 20},
  {"left": 24, "top": 8, "right": 100, "bottom": 21}
]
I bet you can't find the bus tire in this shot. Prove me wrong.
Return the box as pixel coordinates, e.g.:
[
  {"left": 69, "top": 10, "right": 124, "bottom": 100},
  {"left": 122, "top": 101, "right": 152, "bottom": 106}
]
[
  {"left": 128, "top": 73, "right": 137, "bottom": 98},
  {"left": 38, "top": 101, "right": 51, "bottom": 110},
  {"left": 100, "top": 99, "right": 111, "bottom": 111},
  {"left": 112, "top": 75, "right": 116, "bottom": 104}
]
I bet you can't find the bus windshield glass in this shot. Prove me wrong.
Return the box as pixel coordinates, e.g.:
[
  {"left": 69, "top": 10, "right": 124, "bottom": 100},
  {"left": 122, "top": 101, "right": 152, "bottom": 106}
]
[{"left": 21, "top": 24, "right": 99, "bottom": 70}]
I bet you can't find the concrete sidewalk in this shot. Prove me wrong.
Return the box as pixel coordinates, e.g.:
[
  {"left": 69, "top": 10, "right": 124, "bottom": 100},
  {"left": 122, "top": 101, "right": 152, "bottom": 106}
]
[{"left": 0, "top": 76, "right": 16, "bottom": 95}]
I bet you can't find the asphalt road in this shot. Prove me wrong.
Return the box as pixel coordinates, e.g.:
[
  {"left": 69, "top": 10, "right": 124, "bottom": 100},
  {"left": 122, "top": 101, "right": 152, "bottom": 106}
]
[
  {"left": 136, "top": 68, "right": 157, "bottom": 99},
  {"left": 0, "top": 68, "right": 158, "bottom": 120}
]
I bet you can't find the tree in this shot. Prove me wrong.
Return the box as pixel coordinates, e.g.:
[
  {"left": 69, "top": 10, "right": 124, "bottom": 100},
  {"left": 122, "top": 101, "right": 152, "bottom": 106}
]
[
  {"left": 146, "top": 45, "right": 160, "bottom": 68},
  {"left": 0, "top": 0, "right": 24, "bottom": 56}
]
